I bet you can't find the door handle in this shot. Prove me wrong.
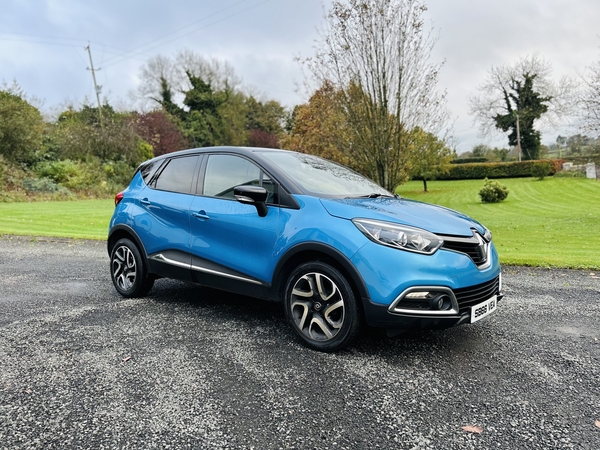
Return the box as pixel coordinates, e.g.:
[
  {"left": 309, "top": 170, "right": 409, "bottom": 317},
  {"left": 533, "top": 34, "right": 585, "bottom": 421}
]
[
  {"left": 140, "top": 198, "right": 151, "bottom": 205},
  {"left": 193, "top": 210, "right": 210, "bottom": 220}
]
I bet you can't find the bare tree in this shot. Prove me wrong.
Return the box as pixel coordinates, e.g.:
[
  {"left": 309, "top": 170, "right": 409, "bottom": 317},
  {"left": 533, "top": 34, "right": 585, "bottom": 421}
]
[
  {"left": 135, "top": 54, "right": 179, "bottom": 109},
  {"left": 470, "top": 54, "right": 576, "bottom": 159},
  {"left": 133, "top": 50, "right": 241, "bottom": 111},
  {"left": 579, "top": 59, "right": 600, "bottom": 134},
  {"left": 303, "top": 0, "right": 449, "bottom": 191},
  {"left": 175, "top": 50, "right": 241, "bottom": 93}
]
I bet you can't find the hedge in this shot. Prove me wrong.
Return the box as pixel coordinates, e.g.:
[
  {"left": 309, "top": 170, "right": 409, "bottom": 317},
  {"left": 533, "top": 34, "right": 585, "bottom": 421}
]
[
  {"left": 437, "top": 159, "right": 566, "bottom": 180},
  {"left": 451, "top": 157, "right": 488, "bottom": 164}
]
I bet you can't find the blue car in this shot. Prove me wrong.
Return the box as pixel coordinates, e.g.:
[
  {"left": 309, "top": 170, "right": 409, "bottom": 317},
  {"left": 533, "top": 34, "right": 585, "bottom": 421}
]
[{"left": 108, "top": 146, "right": 502, "bottom": 351}]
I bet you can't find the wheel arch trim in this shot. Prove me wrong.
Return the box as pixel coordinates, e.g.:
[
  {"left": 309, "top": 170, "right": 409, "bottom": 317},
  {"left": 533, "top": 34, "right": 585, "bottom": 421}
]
[
  {"left": 272, "top": 242, "right": 369, "bottom": 301},
  {"left": 108, "top": 225, "right": 149, "bottom": 267}
]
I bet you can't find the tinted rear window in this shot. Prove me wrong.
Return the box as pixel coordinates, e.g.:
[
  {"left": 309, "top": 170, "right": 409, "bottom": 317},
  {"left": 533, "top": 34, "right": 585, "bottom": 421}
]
[{"left": 154, "top": 156, "right": 199, "bottom": 194}]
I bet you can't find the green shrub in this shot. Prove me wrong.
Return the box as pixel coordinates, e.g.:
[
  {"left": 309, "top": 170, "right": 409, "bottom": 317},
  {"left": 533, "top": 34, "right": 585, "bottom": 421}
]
[
  {"left": 0, "top": 156, "right": 28, "bottom": 191},
  {"left": 103, "top": 160, "right": 136, "bottom": 191},
  {"left": 137, "top": 139, "right": 154, "bottom": 162},
  {"left": 479, "top": 178, "right": 509, "bottom": 203},
  {"left": 554, "top": 170, "right": 585, "bottom": 178},
  {"left": 35, "top": 159, "right": 104, "bottom": 191},
  {"left": 23, "top": 177, "right": 71, "bottom": 194},
  {"left": 531, "top": 161, "right": 552, "bottom": 180},
  {"left": 35, "top": 159, "right": 80, "bottom": 184}
]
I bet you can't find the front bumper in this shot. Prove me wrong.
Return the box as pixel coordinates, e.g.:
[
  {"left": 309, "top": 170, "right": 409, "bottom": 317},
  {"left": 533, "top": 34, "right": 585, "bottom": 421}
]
[
  {"left": 362, "top": 274, "right": 503, "bottom": 330},
  {"left": 352, "top": 237, "right": 502, "bottom": 330}
]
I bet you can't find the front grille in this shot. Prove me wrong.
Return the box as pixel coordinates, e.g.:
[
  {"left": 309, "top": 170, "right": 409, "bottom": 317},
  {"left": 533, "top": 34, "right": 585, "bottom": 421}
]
[
  {"left": 454, "top": 276, "right": 500, "bottom": 312},
  {"left": 441, "top": 232, "right": 488, "bottom": 266},
  {"left": 398, "top": 301, "right": 431, "bottom": 310}
]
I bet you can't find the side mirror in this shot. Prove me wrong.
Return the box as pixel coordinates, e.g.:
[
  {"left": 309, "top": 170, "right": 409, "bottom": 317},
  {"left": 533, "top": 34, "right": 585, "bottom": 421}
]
[{"left": 234, "top": 185, "right": 269, "bottom": 217}]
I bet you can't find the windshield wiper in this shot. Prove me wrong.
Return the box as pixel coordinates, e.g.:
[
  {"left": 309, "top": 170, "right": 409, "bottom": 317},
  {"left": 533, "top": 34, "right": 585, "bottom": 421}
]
[{"left": 347, "top": 193, "right": 397, "bottom": 199}]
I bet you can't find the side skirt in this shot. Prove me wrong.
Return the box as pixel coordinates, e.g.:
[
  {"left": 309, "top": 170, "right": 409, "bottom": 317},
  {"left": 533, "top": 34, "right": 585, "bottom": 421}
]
[{"left": 147, "top": 250, "right": 273, "bottom": 300}]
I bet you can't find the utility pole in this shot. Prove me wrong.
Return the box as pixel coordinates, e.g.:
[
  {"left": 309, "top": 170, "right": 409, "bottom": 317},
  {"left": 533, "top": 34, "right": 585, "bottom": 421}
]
[
  {"left": 84, "top": 43, "right": 103, "bottom": 127},
  {"left": 515, "top": 111, "right": 522, "bottom": 162}
]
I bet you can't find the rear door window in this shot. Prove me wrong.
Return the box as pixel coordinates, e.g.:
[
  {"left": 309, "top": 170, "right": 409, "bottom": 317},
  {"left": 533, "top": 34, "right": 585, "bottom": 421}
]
[{"left": 153, "top": 155, "right": 199, "bottom": 194}]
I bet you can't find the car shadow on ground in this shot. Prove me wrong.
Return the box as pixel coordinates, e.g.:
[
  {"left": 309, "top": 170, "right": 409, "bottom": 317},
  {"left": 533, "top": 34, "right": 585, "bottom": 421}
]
[{"left": 139, "top": 278, "right": 496, "bottom": 358}]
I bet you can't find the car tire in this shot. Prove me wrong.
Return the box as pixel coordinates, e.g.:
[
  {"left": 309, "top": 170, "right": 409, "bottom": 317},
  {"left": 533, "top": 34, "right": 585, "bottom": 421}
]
[
  {"left": 110, "top": 238, "right": 155, "bottom": 298},
  {"left": 284, "top": 261, "right": 361, "bottom": 352}
]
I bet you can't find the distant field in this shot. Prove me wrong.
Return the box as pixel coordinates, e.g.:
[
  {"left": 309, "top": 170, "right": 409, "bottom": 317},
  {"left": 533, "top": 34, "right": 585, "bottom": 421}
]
[
  {"left": 396, "top": 177, "right": 600, "bottom": 269},
  {"left": 0, "top": 199, "right": 114, "bottom": 240},
  {"left": 1, "top": 177, "right": 599, "bottom": 269}
]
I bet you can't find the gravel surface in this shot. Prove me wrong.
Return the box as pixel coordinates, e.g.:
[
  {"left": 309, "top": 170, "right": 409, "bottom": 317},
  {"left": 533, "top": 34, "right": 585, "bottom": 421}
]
[{"left": 0, "top": 235, "right": 599, "bottom": 449}]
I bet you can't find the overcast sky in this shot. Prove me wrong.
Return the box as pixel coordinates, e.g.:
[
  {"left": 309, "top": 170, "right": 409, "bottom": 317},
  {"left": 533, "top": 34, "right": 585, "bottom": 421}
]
[{"left": 2, "top": 0, "right": 599, "bottom": 152}]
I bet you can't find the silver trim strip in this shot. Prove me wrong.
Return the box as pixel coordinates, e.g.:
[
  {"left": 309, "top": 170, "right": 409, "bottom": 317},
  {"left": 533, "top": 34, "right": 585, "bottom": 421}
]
[
  {"left": 440, "top": 230, "right": 492, "bottom": 271},
  {"left": 475, "top": 233, "right": 492, "bottom": 270},
  {"left": 190, "top": 264, "right": 263, "bottom": 285},
  {"left": 150, "top": 253, "right": 190, "bottom": 269},
  {"left": 150, "top": 253, "right": 264, "bottom": 286},
  {"left": 388, "top": 286, "right": 460, "bottom": 317}
]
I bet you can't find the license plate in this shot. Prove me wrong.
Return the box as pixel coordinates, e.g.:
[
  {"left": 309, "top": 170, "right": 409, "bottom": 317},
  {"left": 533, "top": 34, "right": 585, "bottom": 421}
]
[{"left": 470, "top": 295, "right": 497, "bottom": 323}]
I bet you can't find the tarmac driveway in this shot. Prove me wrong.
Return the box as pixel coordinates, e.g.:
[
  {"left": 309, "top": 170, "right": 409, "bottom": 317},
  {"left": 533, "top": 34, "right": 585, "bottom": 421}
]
[{"left": 0, "top": 236, "right": 599, "bottom": 449}]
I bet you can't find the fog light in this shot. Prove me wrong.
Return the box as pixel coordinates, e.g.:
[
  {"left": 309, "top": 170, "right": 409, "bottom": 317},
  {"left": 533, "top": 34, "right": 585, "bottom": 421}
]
[
  {"left": 391, "top": 288, "right": 457, "bottom": 315},
  {"left": 430, "top": 294, "right": 452, "bottom": 311}
]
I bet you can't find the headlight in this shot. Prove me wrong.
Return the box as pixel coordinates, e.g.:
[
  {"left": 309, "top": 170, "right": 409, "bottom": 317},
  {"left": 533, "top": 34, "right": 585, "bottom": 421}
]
[{"left": 352, "top": 219, "right": 443, "bottom": 255}]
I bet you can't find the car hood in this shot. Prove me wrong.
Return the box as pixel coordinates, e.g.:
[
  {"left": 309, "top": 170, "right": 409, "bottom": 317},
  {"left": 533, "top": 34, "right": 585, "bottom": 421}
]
[{"left": 320, "top": 197, "right": 486, "bottom": 237}]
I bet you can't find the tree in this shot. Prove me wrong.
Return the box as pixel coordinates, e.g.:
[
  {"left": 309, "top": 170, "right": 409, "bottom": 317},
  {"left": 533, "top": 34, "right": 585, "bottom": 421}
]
[
  {"left": 0, "top": 88, "right": 45, "bottom": 165},
  {"left": 470, "top": 55, "right": 575, "bottom": 161},
  {"left": 135, "top": 50, "right": 241, "bottom": 111},
  {"left": 302, "top": 0, "right": 449, "bottom": 191},
  {"left": 136, "top": 50, "right": 289, "bottom": 149},
  {"left": 280, "top": 81, "right": 351, "bottom": 166},
  {"left": 217, "top": 90, "right": 250, "bottom": 147},
  {"left": 245, "top": 96, "right": 287, "bottom": 148},
  {"left": 408, "top": 128, "right": 453, "bottom": 192},
  {"left": 493, "top": 72, "right": 550, "bottom": 160},
  {"left": 471, "top": 144, "right": 490, "bottom": 159},
  {"left": 566, "top": 134, "right": 589, "bottom": 155},
  {"left": 129, "top": 110, "right": 189, "bottom": 157},
  {"left": 161, "top": 72, "right": 228, "bottom": 147},
  {"left": 492, "top": 147, "right": 510, "bottom": 162},
  {"left": 579, "top": 58, "right": 600, "bottom": 134},
  {"left": 54, "top": 104, "right": 151, "bottom": 166}
]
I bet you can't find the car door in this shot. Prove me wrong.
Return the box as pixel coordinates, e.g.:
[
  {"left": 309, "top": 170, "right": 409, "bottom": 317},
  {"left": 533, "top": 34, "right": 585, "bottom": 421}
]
[
  {"left": 188, "top": 153, "right": 280, "bottom": 296},
  {"left": 134, "top": 154, "right": 201, "bottom": 280}
]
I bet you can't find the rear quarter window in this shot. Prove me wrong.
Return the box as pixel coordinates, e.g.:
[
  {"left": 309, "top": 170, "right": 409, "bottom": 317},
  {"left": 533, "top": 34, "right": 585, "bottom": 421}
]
[{"left": 140, "top": 160, "right": 162, "bottom": 184}]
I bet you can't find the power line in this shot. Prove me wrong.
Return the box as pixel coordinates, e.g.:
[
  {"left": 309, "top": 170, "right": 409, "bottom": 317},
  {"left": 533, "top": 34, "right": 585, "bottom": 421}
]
[
  {"left": 0, "top": 0, "right": 274, "bottom": 70},
  {"left": 100, "top": 0, "right": 250, "bottom": 66},
  {"left": 101, "top": 0, "right": 273, "bottom": 68}
]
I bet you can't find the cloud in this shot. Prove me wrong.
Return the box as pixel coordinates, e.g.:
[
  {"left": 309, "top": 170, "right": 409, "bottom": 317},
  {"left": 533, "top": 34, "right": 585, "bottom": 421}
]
[{"left": 1, "top": 0, "right": 598, "bottom": 151}]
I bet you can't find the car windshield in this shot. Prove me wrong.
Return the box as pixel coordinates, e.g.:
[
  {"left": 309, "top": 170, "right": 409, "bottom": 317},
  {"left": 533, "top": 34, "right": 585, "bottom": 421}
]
[{"left": 260, "top": 151, "right": 392, "bottom": 198}]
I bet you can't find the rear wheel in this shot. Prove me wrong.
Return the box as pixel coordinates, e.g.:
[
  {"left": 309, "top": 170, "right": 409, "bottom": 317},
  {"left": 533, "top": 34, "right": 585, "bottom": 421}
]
[
  {"left": 284, "top": 262, "right": 361, "bottom": 352},
  {"left": 110, "top": 238, "right": 155, "bottom": 298}
]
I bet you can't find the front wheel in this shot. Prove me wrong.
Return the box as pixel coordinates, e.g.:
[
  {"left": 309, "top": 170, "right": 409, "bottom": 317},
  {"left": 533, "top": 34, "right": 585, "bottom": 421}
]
[
  {"left": 284, "top": 262, "right": 361, "bottom": 352},
  {"left": 110, "top": 238, "right": 155, "bottom": 298}
]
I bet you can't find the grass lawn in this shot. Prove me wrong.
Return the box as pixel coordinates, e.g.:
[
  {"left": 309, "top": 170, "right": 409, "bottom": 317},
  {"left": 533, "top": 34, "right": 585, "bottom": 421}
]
[
  {"left": 396, "top": 177, "right": 600, "bottom": 269},
  {"left": 0, "top": 199, "right": 114, "bottom": 240},
  {"left": 0, "top": 177, "right": 598, "bottom": 269}
]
